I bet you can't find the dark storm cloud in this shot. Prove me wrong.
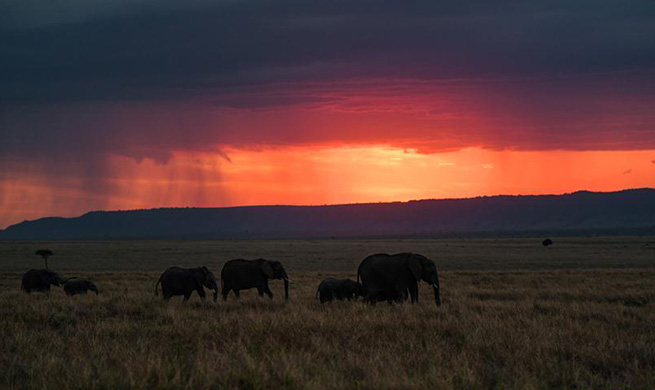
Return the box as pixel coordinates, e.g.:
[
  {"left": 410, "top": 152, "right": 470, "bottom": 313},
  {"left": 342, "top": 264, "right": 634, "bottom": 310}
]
[
  {"left": 2, "top": 0, "right": 655, "bottom": 103},
  {"left": 1, "top": 0, "right": 655, "bottom": 172}
]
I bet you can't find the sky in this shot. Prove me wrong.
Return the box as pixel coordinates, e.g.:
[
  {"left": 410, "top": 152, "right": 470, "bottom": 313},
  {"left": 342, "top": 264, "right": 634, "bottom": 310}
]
[{"left": 1, "top": 0, "right": 654, "bottom": 228}]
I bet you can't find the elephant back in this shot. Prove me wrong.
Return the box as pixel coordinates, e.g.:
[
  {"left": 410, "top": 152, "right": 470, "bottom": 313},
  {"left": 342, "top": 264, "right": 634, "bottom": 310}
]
[
  {"left": 221, "top": 259, "right": 263, "bottom": 280},
  {"left": 21, "top": 269, "right": 63, "bottom": 292},
  {"left": 64, "top": 278, "right": 95, "bottom": 294}
]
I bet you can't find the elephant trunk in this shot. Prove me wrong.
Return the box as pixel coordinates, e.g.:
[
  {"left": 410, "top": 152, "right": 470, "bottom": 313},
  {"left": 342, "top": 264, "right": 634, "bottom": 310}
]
[
  {"left": 433, "top": 283, "right": 441, "bottom": 306},
  {"left": 283, "top": 278, "right": 289, "bottom": 301},
  {"left": 209, "top": 281, "right": 218, "bottom": 301},
  {"left": 205, "top": 278, "right": 218, "bottom": 302}
]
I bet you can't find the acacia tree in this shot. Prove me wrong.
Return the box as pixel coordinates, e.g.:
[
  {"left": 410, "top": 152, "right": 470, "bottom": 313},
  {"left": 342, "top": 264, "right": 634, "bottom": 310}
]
[{"left": 35, "top": 249, "right": 54, "bottom": 269}]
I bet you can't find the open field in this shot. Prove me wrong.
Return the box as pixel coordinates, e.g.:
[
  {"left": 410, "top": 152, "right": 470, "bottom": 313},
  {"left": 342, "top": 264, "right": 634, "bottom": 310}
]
[
  {"left": 1, "top": 237, "right": 655, "bottom": 389},
  {"left": 2, "top": 236, "right": 655, "bottom": 272}
]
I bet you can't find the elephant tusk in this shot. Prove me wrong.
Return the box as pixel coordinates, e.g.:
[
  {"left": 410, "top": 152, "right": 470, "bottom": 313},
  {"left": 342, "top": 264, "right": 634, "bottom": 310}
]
[{"left": 433, "top": 283, "right": 439, "bottom": 289}]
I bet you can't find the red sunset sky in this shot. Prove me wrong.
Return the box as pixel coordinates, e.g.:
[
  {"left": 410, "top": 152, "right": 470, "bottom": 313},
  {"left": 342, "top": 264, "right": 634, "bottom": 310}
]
[{"left": 1, "top": 1, "right": 654, "bottom": 229}]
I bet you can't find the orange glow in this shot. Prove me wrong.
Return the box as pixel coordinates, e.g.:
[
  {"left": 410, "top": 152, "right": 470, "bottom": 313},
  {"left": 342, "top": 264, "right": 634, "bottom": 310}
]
[
  {"left": 218, "top": 146, "right": 655, "bottom": 203},
  {"left": 1, "top": 146, "right": 653, "bottom": 228}
]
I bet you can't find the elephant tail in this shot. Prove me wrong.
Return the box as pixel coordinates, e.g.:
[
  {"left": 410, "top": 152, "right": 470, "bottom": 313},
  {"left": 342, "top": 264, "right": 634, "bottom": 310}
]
[
  {"left": 155, "top": 276, "right": 163, "bottom": 296},
  {"left": 357, "top": 268, "right": 364, "bottom": 298}
]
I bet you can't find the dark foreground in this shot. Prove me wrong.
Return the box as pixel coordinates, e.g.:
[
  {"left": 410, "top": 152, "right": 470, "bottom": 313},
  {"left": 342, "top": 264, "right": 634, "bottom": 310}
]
[{"left": 1, "top": 237, "right": 654, "bottom": 389}]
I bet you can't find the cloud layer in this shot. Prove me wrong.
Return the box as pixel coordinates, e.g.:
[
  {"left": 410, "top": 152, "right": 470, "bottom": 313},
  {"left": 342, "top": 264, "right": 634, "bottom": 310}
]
[
  {"left": 2, "top": 1, "right": 654, "bottom": 154},
  {"left": 1, "top": 0, "right": 654, "bottom": 227},
  {"left": 3, "top": 1, "right": 655, "bottom": 102}
]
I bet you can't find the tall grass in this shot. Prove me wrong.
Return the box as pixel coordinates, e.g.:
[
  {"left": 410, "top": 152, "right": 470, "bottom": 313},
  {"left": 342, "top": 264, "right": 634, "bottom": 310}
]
[{"left": 2, "top": 266, "right": 655, "bottom": 389}]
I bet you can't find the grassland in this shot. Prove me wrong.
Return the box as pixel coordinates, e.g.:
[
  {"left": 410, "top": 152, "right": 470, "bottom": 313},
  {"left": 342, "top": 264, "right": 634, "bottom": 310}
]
[{"left": 1, "top": 237, "right": 655, "bottom": 389}]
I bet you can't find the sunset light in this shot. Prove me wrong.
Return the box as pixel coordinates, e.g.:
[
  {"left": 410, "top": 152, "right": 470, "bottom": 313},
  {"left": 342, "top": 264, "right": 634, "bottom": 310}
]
[
  {"left": 2, "top": 145, "right": 652, "bottom": 229},
  {"left": 1, "top": 1, "right": 654, "bottom": 229}
]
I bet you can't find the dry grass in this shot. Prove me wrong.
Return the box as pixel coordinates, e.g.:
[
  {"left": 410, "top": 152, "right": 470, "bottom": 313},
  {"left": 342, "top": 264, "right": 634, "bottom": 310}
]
[{"left": 1, "top": 237, "right": 655, "bottom": 389}]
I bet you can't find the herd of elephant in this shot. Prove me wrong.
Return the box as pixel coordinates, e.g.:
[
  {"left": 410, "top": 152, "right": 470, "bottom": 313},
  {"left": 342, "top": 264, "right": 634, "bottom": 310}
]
[{"left": 20, "top": 253, "right": 442, "bottom": 305}]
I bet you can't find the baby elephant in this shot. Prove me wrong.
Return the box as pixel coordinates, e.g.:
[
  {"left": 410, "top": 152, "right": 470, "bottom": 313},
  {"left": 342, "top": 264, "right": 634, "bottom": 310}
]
[
  {"left": 315, "top": 278, "right": 362, "bottom": 303},
  {"left": 64, "top": 278, "right": 99, "bottom": 296}
]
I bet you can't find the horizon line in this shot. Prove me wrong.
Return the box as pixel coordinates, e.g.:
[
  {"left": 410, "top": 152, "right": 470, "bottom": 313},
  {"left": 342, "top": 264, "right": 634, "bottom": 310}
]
[{"left": 5, "top": 187, "right": 653, "bottom": 230}]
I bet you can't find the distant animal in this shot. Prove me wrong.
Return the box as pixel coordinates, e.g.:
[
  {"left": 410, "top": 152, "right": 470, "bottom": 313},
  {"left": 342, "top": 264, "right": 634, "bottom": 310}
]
[
  {"left": 542, "top": 238, "right": 553, "bottom": 247},
  {"left": 155, "top": 266, "right": 218, "bottom": 302},
  {"left": 221, "top": 259, "right": 289, "bottom": 301},
  {"left": 64, "top": 278, "right": 99, "bottom": 296},
  {"left": 357, "top": 253, "right": 441, "bottom": 305},
  {"left": 315, "top": 278, "right": 362, "bottom": 303},
  {"left": 21, "top": 269, "right": 65, "bottom": 293}
]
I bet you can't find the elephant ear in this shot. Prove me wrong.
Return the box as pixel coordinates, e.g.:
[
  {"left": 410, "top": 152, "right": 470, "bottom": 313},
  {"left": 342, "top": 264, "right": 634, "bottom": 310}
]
[
  {"left": 262, "top": 261, "right": 275, "bottom": 279},
  {"left": 407, "top": 254, "right": 423, "bottom": 281}
]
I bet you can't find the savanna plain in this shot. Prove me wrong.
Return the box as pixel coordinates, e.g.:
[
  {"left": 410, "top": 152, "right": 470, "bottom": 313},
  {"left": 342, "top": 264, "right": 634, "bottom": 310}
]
[{"left": 1, "top": 237, "right": 655, "bottom": 389}]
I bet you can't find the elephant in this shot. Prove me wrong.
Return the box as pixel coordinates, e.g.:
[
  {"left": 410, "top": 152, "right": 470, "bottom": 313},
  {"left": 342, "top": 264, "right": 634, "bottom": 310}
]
[
  {"left": 315, "top": 278, "right": 362, "bottom": 303},
  {"left": 221, "top": 259, "right": 289, "bottom": 301},
  {"left": 64, "top": 278, "right": 99, "bottom": 296},
  {"left": 372, "top": 288, "right": 410, "bottom": 304},
  {"left": 542, "top": 238, "right": 553, "bottom": 247},
  {"left": 21, "top": 269, "right": 64, "bottom": 293},
  {"left": 155, "top": 266, "right": 218, "bottom": 302},
  {"left": 357, "top": 253, "right": 441, "bottom": 306}
]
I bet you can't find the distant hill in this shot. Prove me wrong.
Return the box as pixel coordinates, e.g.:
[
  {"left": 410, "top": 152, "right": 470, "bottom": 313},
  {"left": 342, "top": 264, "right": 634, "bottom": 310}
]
[{"left": 1, "top": 189, "right": 654, "bottom": 240}]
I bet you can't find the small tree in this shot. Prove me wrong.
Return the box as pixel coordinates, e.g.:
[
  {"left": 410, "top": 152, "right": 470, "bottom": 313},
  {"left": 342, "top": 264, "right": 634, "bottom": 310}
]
[{"left": 35, "top": 249, "right": 54, "bottom": 269}]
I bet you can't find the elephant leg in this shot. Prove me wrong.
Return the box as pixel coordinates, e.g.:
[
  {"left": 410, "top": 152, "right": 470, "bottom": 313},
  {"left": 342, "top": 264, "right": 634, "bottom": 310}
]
[
  {"left": 233, "top": 290, "right": 240, "bottom": 299},
  {"left": 183, "top": 292, "right": 192, "bottom": 302},
  {"left": 257, "top": 287, "right": 265, "bottom": 297},
  {"left": 408, "top": 278, "right": 419, "bottom": 304},
  {"left": 222, "top": 287, "right": 230, "bottom": 301},
  {"left": 408, "top": 283, "right": 419, "bottom": 304},
  {"left": 263, "top": 284, "right": 273, "bottom": 299}
]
